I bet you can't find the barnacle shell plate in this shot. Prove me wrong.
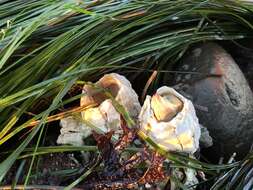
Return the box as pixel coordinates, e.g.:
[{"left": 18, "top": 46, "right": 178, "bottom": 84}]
[{"left": 139, "top": 86, "right": 200, "bottom": 153}]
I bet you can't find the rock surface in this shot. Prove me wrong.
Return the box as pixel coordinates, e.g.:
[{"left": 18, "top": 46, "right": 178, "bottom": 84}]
[
  {"left": 173, "top": 42, "right": 253, "bottom": 159},
  {"left": 223, "top": 40, "right": 253, "bottom": 91},
  {"left": 199, "top": 125, "right": 213, "bottom": 148}
]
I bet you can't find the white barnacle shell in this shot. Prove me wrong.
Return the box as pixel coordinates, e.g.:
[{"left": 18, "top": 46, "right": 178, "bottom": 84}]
[
  {"left": 81, "top": 73, "right": 141, "bottom": 119},
  {"left": 81, "top": 73, "right": 141, "bottom": 134},
  {"left": 81, "top": 73, "right": 141, "bottom": 137},
  {"left": 139, "top": 86, "right": 200, "bottom": 153},
  {"left": 81, "top": 99, "right": 122, "bottom": 137},
  {"left": 57, "top": 115, "right": 90, "bottom": 146},
  {"left": 57, "top": 73, "right": 141, "bottom": 146}
]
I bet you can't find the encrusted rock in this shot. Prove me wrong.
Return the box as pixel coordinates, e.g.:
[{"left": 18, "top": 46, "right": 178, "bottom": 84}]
[
  {"left": 139, "top": 86, "right": 201, "bottom": 153},
  {"left": 173, "top": 42, "right": 253, "bottom": 159}
]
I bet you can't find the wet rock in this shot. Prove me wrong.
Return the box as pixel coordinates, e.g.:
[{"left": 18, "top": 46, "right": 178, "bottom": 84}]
[{"left": 173, "top": 42, "right": 253, "bottom": 159}]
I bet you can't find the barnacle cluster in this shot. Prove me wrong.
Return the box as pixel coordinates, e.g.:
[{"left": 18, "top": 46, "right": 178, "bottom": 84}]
[{"left": 58, "top": 73, "right": 200, "bottom": 154}]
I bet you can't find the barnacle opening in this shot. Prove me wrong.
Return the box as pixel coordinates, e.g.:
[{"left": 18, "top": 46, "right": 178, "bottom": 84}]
[
  {"left": 151, "top": 92, "right": 183, "bottom": 122},
  {"left": 81, "top": 79, "right": 120, "bottom": 107}
]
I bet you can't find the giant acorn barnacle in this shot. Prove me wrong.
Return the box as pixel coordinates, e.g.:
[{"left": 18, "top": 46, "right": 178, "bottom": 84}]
[{"left": 138, "top": 86, "right": 201, "bottom": 153}]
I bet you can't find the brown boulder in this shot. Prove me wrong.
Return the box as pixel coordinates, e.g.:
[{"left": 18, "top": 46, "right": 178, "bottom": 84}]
[{"left": 173, "top": 43, "right": 253, "bottom": 160}]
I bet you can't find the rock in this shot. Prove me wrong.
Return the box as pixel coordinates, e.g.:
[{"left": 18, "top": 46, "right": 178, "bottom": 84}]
[
  {"left": 173, "top": 42, "right": 253, "bottom": 159},
  {"left": 223, "top": 40, "right": 253, "bottom": 91},
  {"left": 199, "top": 125, "right": 213, "bottom": 148}
]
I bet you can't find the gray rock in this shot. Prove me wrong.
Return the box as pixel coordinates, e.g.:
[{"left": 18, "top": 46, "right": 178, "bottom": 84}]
[
  {"left": 199, "top": 125, "right": 213, "bottom": 148},
  {"left": 173, "top": 43, "right": 253, "bottom": 159}
]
